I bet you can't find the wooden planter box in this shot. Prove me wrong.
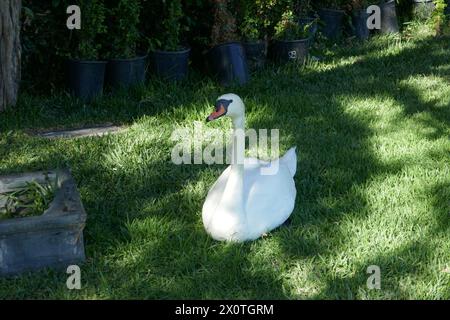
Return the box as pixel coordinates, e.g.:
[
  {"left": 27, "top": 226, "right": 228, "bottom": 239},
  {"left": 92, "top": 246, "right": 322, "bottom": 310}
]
[{"left": 0, "top": 169, "right": 86, "bottom": 276}]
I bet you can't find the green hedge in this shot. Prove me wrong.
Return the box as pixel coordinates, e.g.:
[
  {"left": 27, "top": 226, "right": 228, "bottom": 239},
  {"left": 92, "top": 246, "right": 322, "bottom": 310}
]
[{"left": 20, "top": 0, "right": 444, "bottom": 92}]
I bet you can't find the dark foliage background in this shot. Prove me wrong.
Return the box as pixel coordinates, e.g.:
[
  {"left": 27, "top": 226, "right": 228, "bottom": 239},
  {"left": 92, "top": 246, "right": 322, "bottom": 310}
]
[{"left": 20, "top": 0, "right": 420, "bottom": 93}]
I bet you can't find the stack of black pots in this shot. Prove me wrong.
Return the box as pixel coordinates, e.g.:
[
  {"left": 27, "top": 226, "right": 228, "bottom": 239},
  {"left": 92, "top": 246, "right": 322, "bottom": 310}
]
[
  {"left": 67, "top": 47, "right": 195, "bottom": 101},
  {"left": 67, "top": 55, "right": 148, "bottom": 102}
]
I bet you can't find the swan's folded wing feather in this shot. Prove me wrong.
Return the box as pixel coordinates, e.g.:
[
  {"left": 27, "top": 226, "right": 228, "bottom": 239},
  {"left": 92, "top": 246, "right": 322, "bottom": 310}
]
[{"left": 244, "top": 164, "right": 296, "bottom": 238}]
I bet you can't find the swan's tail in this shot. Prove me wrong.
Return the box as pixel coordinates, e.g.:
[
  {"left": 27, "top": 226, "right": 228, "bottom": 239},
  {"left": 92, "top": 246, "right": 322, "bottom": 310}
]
[{"left": 280, "top": 147, "right": 297, "bottom": 177}]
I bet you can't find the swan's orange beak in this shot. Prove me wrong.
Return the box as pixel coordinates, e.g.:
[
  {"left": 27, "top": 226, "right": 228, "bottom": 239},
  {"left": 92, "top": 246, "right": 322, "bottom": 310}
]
[{"left": 206, "top": 104, "right": 226, "bottom": 122}]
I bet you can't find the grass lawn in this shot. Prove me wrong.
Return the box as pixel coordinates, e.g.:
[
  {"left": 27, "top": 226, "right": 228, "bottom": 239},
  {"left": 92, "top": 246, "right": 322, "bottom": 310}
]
[{"left": 0, "top": 27, "right": 449, "bottom": 299}]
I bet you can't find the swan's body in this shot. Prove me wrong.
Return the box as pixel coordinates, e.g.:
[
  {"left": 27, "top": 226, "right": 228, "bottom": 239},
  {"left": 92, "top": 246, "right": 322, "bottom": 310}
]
[{"left": 202, "top": 94, "right": 297, "bottom": 242}]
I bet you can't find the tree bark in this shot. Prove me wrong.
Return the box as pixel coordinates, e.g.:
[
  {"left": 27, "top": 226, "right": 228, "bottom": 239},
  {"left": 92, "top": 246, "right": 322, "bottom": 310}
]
[{"left": 0, "top": 0, "right": 22, "bottom": 111}]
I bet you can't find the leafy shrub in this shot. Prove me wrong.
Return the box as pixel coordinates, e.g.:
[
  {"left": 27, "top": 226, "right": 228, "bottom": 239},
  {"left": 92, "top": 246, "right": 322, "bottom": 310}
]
[
  {"left": 149, "top": 0, "right": 185, "bottom": 51},
  {"left": 240, "top": 16, "right": 261, "bottom": 41},
  {"left": 294, "top": 0, "right": 313, "bottom": 18},
  {"left": 21, "top": 1, "right": 68, "bottom": 91},
  {"left": 239, "top": 0, "right": 264, "bottom": 41},
  {"left": 211, "top": 0, "right": 240, "bottom": 46},
  {"left": 18, "top": 0, "right": 446, "bottom": 92},
  {"left": 274, "top": 9, "right": 311, "bottom": 40},
  {"left": 349, "top": 0, "right": 378, "bottom": 10},
  {"left": 182, "top": 0, "right": 213, "bottom": 50},
  {"left": 107, "top": 0, "right": 141, "bottom": 58},
  {"left": 70, "top": 0, "right": 107, "bottom": 60},
  {"left": 432, "top": 0, "right": 448, "bottom": 34},
  {"left": 315, "top": 0, "right": 347, "bottom": 9}
]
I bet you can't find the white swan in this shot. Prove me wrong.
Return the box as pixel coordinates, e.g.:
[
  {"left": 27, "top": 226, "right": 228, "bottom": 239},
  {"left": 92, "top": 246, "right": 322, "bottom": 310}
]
[{"left": 202, "top": 93, "right": 297, "bottom": 242}]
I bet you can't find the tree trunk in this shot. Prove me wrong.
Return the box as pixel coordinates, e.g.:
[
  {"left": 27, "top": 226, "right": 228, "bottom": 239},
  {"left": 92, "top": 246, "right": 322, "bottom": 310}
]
[{"left": 0, "top": 0, "right": 22, "bottom": 111}]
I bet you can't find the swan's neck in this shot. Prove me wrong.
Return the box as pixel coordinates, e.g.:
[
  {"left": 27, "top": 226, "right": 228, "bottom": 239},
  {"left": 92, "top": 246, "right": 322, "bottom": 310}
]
[
  {"left": 218, "top": 115, "right": 246, "bottom": 227},
  {"left": 231, "top": 116, "right": 245, "bottom": 173}
]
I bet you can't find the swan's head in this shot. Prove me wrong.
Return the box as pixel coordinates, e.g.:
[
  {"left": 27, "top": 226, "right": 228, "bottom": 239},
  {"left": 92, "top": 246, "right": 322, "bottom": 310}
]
[{"left": 206, "top": 93, "right": 245, "bottom": 122}]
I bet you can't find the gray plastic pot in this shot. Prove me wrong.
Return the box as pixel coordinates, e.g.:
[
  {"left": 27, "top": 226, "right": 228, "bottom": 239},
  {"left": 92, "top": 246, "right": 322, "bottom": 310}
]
[
  {"left": 318, "top": 8, "right": 345, "bottom": 39},
  {"left": 243, "top": 41, "right": 267, "bottom": 70},
  {"left": 412, "top": 0, "right": 435, "bottom": 19},
  {"left": 380, "top": 0, "right": 399, "bottom": 34},
  {"left": 352, "top": 9, "right": 370, "bottom": 40}
]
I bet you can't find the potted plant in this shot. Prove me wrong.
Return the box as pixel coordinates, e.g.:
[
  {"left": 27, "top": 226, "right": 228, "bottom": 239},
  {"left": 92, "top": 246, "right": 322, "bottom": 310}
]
[
  {"left": 431, "top": 0, "right": 449, "bottom": 34},
  {"left": 0, "top": 170, "right": 86, "bottom": 276},
  {"left": 207, "top": 0, "right": 250, "bottom": 86},
  {"left": 350, "top": 0, "right": 376, "bottom": 40},
  {"left": 272, "top": 9, "right": 312, "bottom": 63},
  {"left": 296, "top": 0, "right": 319, "bottom": 41},
  {"left": 240, "top": 2, "right": 267, "bottom": 71},
  {"left": 149, "top": 0, "right": 190, "bottom": 81},
  {"left": 65, "top": 0, "right": 107, "bottom": 101},
  {"left": 317, "top": 0, "right": 346, "bottom": 39},
  {"left": 105, "top": 0, "right": 147, "bottom": 89},
  {"left": 379, "top": 0, "right": 399, "bottom": 33}
]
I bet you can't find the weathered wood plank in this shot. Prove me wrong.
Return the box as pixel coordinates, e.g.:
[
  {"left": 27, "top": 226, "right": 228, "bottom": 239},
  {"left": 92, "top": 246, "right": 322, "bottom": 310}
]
[{"left": 37, "top": 125, "right": 125, "bottom": 139}]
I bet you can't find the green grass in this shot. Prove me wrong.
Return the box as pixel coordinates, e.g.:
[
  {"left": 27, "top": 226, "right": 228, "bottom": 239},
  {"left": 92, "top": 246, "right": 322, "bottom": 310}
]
[{"left": 0, "top": 28, "right": 449, "bottom": 299}]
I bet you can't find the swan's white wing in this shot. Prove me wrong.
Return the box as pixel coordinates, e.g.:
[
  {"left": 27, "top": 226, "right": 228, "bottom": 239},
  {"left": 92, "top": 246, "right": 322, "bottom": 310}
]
[
  {"left": 202, "top": 153, "right": 297, "bottom": 242},
  {"left": 280, "top": 147, "right": 297, "bottom": 177},
  {"left": 243, "top": 162, "right": 296, "bottom": 240}
]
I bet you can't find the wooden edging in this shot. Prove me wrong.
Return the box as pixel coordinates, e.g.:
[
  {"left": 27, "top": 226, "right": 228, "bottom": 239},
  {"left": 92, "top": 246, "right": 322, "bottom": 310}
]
[{"left": 35, "top": 124, "right": 126, "bottom": 139}]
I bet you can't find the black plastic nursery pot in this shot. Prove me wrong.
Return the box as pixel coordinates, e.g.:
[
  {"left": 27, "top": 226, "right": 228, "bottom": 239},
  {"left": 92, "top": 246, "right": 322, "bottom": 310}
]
[
  {"left": 207, "top": 42, "right": 250, "bottom": 86},
  {"left": 352, "top": 9, "right": 370, "bottom": 40},
  {"left": 243, "top": 41, "right": 267, "bottom": 71},
  {"left": 380, "top": 0, "right": 399, "bottom": 34},
  {"left": 149, "top": 48, "right": 190, "bottom": 81},
  {"left": 318, "top": 8, "right": 345, "bottom": 39},
  {"left": 271, "top": 38, "right": 310, "bottom": 64},
  {"left": 412, "top": 0, "right": 435, "bottom": 19},
  {"left": 66, "top": 60, "right": 106, "bottom": 101},
  {"left": 105, "top": 54, "right": 148, "bottom": 89}
]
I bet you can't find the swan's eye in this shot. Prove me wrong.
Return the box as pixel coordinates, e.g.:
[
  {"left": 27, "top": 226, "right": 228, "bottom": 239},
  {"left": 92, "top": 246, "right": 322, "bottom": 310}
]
[{"left": 215, "top": 99, "right": 233, "bottom": 112}]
